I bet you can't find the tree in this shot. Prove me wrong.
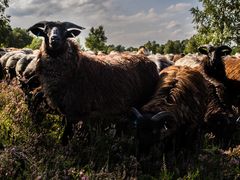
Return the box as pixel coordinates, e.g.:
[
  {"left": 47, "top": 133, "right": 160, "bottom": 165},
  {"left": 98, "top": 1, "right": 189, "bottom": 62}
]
[
  {"left": 115, "top": 44, "right": 125, "bottom": 52},
  {"left": 191, "top": 0, "right": 240, "bottom": 45},
  {"left": 85, "top": 25, "right": 107, "bottom": 53},
  {"left": 184, "top": 33, "right": 215, "bottom": 54},
  {"left": 7, "top": 28, "right": 33, "bottom": 48},
  {"left": 143, "top": 41, "right": 160, "bottom": 54},
  {"left": 26, "top": 37, "right": 42, "bottom": 50},
  {"left": 0, "top": 0, "right": 11, "bottom": 47},
  {"left": 156, "top": 44, "right": 165, "bottom": 54},
  {"left": 126, "top": 46, "right": 138, "bottom": 52}
]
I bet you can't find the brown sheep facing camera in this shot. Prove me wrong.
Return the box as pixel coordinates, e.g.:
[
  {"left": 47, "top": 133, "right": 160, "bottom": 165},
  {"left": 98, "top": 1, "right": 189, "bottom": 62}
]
[{"left": 27, "top": 21, "right": 159, "bottom": 145}]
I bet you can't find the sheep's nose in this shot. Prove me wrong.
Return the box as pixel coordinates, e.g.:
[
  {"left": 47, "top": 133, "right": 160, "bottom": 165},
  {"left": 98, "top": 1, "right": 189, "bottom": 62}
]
[{"left": 51, "top": 36, "right": 60, "bottom": 42}]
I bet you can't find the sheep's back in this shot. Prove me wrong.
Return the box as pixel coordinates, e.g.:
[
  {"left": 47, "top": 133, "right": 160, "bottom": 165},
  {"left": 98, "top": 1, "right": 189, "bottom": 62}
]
[
  {"left": 142, "top": 65, "right": 208, "bottom": 127},
  {"left": 37, "top": 50, "right": 159, "bottom": 116},
  {"left": 224, "top": 56, "right": 240, "bottom": 80}
]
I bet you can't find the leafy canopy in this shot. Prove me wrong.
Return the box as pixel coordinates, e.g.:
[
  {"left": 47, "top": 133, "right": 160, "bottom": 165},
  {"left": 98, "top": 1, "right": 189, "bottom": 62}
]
[
  {"left": 191, "top": 0, "right": 240, "bottom": 45},
  {"left": 0, "top": 0, "right": 11, "bottom": 47},
  {"left": 85, "top": 25, "right": 107, "bottom": 53}
]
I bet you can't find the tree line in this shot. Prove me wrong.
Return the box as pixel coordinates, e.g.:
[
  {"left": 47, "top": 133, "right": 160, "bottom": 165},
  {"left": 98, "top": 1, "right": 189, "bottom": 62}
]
[{"left": 0, "top": 0, "right": 239, "bottom": 54}]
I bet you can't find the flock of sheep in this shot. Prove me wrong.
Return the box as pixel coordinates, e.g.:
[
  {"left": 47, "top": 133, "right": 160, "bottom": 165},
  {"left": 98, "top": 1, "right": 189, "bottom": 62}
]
[{"left": 0, "top": 21, "right": 240, "bottom": 152}]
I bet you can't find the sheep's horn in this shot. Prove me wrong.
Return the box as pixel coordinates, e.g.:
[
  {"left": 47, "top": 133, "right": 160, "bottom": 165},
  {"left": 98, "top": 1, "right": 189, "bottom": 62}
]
[
  {"left": 27, "top": 21, "right": 48, "bottom": 32},
  {"left": 236, "top": 116, "right": 240, "bottom": 125},
  {"left": 131, "top": 107, "right": 143, "bottom": 120},
  {"left": 62, "top": 22, "right": 85, "bottom": 30},
  {"left": 198, "top": 44, "right": 215, "bottom": 55},
  {"left": 151, "top": 111, "right": 176, "bottom": 122},
  {"left": 216, "top": 45, "right": 232, "bottom": 55}
]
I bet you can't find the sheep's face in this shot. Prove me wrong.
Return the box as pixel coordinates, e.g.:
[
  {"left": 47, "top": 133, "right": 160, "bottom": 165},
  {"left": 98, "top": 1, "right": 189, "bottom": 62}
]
[
  {"left": 45, "top": 23, "right": 65, "bottom": 50},
  {"left": 27, "top": 21, "right": 85, "bottom": 52},
  {"left": 131, "top": 108, "right": 177, "bottom": 151},
  {"left": 198, "top": 45, "right": 232, "bottom": 64}
]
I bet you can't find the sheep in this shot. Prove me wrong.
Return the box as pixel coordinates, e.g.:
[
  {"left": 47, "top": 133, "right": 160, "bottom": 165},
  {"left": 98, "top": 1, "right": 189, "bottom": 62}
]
[
  {"left": 174, "top": 53, "right": 207, "bottom": 68},
  {"left": 0, "top": 48, "right": 6, "bottom": 58},
  {"left": 4, "top": 52, "right": 29, "bottom": 82},
  {"left": 172, "top": 53, "right": 185, "bottom": 62},
  {"left": 132, "top": 45, "right": 240, "bottom": 152},
  {"left": 132, "top": 65, "right": 209, "bottom": 152},
  {"left": 0, "top": 51, "right": 23, "bottom": 80},
  {"left": 199, "top": 45, "right": 240, "bottom": 115},
  {"left": 0, "top": 49, "right": 6, "bottom": 79},
  {"left": 147, "top": 54, "right": 174, "bottom": 72},
  {"left": 224, "top": 55, "right": 240, "bottom": 81},
  {"left": 137, "top": 46, "right": 149, "bottom": 55},
  {"left": 194, "top": 45, "right": 240, "bottom": 136},
  {"left": 15, "top": 54, "right": 37, "bottom": 80},
  {"left": 0, "top": 49, "right": 35, "bottom": 81},
  {"left": 27, "top": 21, "right": 160, "bottom": 144}
]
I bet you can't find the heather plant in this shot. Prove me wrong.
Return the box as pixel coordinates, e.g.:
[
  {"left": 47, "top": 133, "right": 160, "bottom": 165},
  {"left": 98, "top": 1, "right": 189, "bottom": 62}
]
[{"left": 0, "top": 81, "right": 239, "bottom": 179}]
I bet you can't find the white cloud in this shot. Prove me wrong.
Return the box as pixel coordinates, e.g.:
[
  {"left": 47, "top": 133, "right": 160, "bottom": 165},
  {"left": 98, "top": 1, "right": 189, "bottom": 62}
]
[
  {"left": 166, "top": 3, "right": 192, "bottom": 12},
  {"left": 166, "top": 20, "right": 180, "bottom": 29}
]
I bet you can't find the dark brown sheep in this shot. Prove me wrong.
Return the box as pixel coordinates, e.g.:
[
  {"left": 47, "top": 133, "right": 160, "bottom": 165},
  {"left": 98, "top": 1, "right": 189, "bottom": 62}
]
[
  {"left": 132, "top": 45, "right": 240, "bottom": 152},
  {"left": 27, "top": 21, "right": 159, "bottom": 144},
  {"left": 224, "top": 56, "right": 240, "bottom": 80},
  {"left": 132, "top": 65, "right": 209, "bottom": 152},
  {"left": 199, "top": 45, "right": 240, "bottom": 106},
  {"left": 197, "top": 45, "right": 240, "bottom": 138}
]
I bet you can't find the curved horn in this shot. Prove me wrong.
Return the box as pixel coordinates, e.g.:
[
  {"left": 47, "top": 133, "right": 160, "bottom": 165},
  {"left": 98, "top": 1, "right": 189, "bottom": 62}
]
[
  {"left": 198, "top": 45, "right": 209, "bottom": 55},
  {"left": 131, "top": 107, "right": 144, "bottom": 120},
  {"left": 27, "top": 21, "right": 48, "bottom": 32},
  {"left": 27, "top": 21, "right": 48, "bottom": 37},
  {"left": 198, "top": 44, "right": 215, "bottom": 55},
  {"left": 151, "top": 111, "right": 176, "bottom": 122},
  {"left": 62, "top": 22, "right": 85, "bottom": 30},
  {"left": 216, "top": 45, "right": 232, "bottom": 56}
]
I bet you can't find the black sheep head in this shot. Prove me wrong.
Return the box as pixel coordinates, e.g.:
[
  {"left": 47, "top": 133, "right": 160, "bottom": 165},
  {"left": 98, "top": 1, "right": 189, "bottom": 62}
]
[
  {"left": 198, "top": 44, "right": 232, "bottom": 65},
  {"left": 198, "top": 44, "right": 232, "bottom": 81},
  {"left": 131, "top": 107, "right": 177, "bottom": 153},
  {"left": 27, "top": 21, "right": 85, "bottom": 52}
]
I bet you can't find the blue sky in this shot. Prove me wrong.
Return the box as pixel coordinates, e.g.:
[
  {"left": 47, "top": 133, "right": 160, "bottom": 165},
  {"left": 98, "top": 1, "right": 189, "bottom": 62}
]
[{"left": 6, "top": 0, "right": 201, "bottom": 48}]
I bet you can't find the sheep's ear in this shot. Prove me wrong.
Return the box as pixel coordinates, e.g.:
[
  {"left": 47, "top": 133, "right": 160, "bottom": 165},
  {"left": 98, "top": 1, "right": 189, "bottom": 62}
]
[
  {"left": 27, "top": 21, "right": 48, "bottom": 37},
  {"left": 198, "top": 46, "right": 209, "bottom": 55},
  {"left": 218, "top": 45, "right": 232, "bottom": 56},
  {"left": 65, "top": 29, "right": 82, "bottom": 38},
  {"left": 63, "top": 22, "right": 85, "bottom": 38}
]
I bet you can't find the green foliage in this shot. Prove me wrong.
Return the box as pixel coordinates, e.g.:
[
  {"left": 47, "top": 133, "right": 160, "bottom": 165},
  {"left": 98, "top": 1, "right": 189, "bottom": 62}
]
[
  {"left": 191, "top": 0, "right": 240, "bottom": 45},
  {"left": 144, "top": 41, "right": 159, "bottom": 54},
  {"left": 184, "top": 33, "right": 216, "bottom": 54},
  {"left": 25, "top": 37, "right": 42, "bottom": 50},
  {"left": 7, "top": 28, "right": 33, "bottom": 48},
  {"left": 232, "top": 46, "right": 240, "bottom": 55},
  {"left": 0, "top": 0, "right": 11, "bottom": 47},
  {"left": 114, "top": 44, "right": 125, "bottom": 52},
  {"left": 126, "top": 46, "right": 138, "bottom": 52},
  {"left": 164, "top": 40, "right": 185, "bottom": 54},
  {"left": 85, "top": 25, "right": 107, "bottom": 53}
]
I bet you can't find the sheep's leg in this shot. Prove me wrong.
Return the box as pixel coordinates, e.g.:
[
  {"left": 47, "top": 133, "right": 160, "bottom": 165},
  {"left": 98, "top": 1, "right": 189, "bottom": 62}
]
[
  {"left": 61, "top": 116, "right": 76, "bottom": 145},
  {"left": 29, "top": 90, "right": 45, "bottom": 123}
]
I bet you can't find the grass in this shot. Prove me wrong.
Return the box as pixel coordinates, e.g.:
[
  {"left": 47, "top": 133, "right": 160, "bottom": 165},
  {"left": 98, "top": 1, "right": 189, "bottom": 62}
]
[{"left": 0, "top": 81, "right": 239, "bottom": 179}]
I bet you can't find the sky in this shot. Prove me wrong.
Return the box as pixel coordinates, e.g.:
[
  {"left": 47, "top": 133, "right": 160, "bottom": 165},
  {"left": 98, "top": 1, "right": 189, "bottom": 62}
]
[{"left": 6, "top": 0, "right": 201, "bottom": 48}]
